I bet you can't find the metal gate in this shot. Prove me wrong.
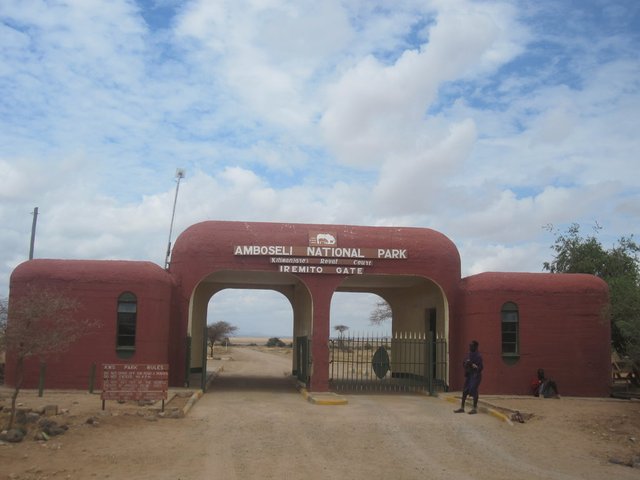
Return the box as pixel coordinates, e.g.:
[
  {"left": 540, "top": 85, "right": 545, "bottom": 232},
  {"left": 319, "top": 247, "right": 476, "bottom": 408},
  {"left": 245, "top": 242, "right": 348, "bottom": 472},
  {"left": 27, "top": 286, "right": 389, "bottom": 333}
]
[
  {"left": 295, "top": 336, "right": 310, "bottom": 384},
  {"left": 329, "top": 332, "right": 448, "bottom": 393}
]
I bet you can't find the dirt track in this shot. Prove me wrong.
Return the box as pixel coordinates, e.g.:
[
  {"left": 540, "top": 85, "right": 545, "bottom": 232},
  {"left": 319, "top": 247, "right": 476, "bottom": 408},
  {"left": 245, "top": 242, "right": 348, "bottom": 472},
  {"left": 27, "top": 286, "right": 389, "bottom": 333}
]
[{"left": 1, "top": 347, "right": 639, "bottom": 479}]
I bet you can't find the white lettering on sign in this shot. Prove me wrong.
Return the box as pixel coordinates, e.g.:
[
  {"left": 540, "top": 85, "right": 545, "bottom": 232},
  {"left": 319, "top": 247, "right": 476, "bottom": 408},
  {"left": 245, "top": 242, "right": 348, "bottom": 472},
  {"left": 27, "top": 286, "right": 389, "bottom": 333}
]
[
  {"left": 336, "top": 267, "right": 364, "bottom": 274},
  {"left": 352, "top": 259, "right": 373, "bottom": 266},
  {"left": 233, "top": 243, "right": 407, "bottom": 275},
  {"left": 234, "top": 245, "right": 408, "bottom": 260},
  {"left": 306, "top": 247, "right": 364, "bottom": 258},
  {"left": 377, "top": 249, "right": 407, "bottom": 259},
  {"left": 270, "top": 257, "right": 309, "bottom": 264},
  {"left": 279, "top": 265, "right": 324, "bottom": 274},
  {"left": 234, "top": 245, "right": 293, "bottom": 256}
]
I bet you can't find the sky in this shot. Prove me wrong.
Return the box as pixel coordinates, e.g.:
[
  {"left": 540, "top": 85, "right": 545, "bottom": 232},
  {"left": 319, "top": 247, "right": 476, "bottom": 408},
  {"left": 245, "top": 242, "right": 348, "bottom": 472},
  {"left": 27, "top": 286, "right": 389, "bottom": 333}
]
[{"left": 1, "top": 0, "right": 638, "bottom": 337}]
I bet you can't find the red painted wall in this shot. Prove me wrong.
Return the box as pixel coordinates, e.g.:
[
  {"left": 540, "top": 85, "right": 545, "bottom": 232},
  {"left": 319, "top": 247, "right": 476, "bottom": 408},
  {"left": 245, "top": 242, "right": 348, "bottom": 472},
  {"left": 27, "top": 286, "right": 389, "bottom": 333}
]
[
  {"left": 6, "top": 260, "right": 173, "bottom": 390},
  {"left": 168, "top": 221, "right": 463, "bottom": 388},
  {"left": 458, "top": 272, "right": 610, "bottom": 397},
  {"left": 4, "top": 222, "right": 611, "bottom": 397}
]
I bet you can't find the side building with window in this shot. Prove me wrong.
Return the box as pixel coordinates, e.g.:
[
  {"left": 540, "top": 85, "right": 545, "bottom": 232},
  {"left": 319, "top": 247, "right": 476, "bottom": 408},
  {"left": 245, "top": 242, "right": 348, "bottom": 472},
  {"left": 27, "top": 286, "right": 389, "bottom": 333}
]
[
  {"left": 460, "top": 272, "right": 610, "bottom": 396},
  {"left": 6, "top": 259, "right": 173, "bottom": 389}
]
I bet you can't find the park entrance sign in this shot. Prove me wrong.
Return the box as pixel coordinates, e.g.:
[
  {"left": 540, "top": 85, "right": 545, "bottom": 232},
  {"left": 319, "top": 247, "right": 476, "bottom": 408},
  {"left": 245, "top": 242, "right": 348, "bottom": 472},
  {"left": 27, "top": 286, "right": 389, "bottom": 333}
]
[
  {"left": 6, "top": 220, "right": 612, "bottom": 397},
  {"left": 101, "top": 364, "right": 168, "bottom": 410}
]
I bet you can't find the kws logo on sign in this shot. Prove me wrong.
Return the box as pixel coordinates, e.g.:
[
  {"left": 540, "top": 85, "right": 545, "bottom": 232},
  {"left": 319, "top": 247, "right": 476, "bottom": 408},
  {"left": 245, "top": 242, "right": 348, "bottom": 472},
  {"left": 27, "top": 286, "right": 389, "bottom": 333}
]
[{"left": 309, "top": 231, "right": 337, "bottom": 246}]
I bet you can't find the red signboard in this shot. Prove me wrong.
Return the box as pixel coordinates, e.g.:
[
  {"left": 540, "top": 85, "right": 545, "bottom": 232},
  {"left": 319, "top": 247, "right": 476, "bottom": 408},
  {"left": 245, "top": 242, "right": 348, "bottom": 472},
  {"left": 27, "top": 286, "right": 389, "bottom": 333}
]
[{"left": 101, "top": 364, "right": 169, "bottom": 403}]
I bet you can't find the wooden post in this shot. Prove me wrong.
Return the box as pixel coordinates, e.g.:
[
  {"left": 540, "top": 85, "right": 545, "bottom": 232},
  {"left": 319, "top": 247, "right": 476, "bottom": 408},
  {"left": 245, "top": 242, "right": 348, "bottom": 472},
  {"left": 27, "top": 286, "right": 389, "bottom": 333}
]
[
  {"left": 89, "top": 363, "right": 96, "bottom": 393},
  {"left": 38, "top": 362, "right": 46, "bottom": 397}
]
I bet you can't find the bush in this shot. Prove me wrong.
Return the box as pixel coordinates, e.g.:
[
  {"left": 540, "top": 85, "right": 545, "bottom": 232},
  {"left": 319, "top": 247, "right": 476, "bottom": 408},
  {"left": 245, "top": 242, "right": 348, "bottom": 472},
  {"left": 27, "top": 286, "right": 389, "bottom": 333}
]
[{"left": 266, "top": 337, "right": 286, "bottom": 347}]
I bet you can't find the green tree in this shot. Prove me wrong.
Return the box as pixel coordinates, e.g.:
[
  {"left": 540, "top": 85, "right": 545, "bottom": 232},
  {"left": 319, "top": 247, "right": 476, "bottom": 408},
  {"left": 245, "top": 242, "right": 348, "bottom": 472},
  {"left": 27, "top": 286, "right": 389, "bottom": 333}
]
[
  {"left": 0, "top": 296, "right": 7, "bottom": 350},
  {"left": 206, "top": 321, "right": 237, "bottom": 357},
  {"left": 0, "top": 297, "right": 7, "bottom": 384},
  {"left": 544, "top": 223, "right": 640, "bottom": 377},
  {"left": 266, "top": 337, "right": 286, "bottom": 347}
]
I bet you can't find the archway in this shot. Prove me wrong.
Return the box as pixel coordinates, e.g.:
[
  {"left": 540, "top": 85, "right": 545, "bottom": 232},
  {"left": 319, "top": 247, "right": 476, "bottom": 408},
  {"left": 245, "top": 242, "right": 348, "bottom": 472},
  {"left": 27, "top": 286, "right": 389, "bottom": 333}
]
[
  {"left": 329, "top": 274, "right": 450, "bottom": 391},
  {"left": 187, "top": 270, "right": 312, "bottom": 390}
]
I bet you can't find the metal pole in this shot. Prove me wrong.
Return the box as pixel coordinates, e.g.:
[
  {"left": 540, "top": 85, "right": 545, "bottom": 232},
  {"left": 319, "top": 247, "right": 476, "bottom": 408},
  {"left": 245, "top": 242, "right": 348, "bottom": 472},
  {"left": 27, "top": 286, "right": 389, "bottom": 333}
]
[
  {"left": 89, "top": 363, "right": 96, "bottom": 394},
  {"left": 164, "top": 169, "right": 185, "bottom": 269},
  {"left": 29, "top": 207, "right": 38, "bottom": 260},
  {"left": 38, "top": 361, "right": 46, "bottom": 397}
]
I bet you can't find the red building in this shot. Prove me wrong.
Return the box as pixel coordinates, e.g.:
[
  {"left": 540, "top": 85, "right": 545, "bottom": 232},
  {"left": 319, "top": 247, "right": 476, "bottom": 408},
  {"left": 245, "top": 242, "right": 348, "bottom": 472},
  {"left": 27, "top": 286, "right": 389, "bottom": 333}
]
[{"left": 6, "top": 220, "right": 610, "bottom": 396}]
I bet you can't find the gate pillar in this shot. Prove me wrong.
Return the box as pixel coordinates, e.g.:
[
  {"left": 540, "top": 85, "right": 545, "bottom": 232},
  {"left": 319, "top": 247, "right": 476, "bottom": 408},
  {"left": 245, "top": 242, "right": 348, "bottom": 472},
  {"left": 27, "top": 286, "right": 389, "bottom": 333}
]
[{"left": 305, "top": 278, "right": 340, "bottom": 392}]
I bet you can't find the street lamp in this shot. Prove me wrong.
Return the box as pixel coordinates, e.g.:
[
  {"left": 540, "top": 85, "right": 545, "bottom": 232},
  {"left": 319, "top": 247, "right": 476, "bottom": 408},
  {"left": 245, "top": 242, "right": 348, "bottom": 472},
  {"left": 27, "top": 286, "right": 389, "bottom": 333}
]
[{"left": 164, "top": 168, "right": 185, "bottom": 269}]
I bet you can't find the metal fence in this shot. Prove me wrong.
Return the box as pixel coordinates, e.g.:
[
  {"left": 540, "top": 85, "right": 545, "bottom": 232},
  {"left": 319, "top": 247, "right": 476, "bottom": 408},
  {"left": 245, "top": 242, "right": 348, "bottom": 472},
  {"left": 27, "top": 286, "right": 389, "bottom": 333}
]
[{"left": 329, "top": 332, "right": 448, "bottom": 393}]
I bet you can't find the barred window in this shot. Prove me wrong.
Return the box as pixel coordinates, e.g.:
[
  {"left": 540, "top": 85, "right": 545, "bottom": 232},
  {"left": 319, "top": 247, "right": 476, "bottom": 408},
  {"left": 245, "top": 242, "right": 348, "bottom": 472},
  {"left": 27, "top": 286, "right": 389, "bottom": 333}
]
[
  {"left": 501, "top": 302, "right": 519, "bottom": 355},
  {"left": 117, "top": 292, "right": 137, "bottom": 349}
]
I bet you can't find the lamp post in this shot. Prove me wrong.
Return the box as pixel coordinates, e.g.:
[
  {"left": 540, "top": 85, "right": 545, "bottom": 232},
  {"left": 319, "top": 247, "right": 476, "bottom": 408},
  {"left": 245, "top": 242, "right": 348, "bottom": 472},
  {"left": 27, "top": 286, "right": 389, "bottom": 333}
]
[
  {"left": 164, "top": 168, "right": 185, "bottom": 269},
  {"left": 29, "top": 206, "right": 39, "bottom": 260}
]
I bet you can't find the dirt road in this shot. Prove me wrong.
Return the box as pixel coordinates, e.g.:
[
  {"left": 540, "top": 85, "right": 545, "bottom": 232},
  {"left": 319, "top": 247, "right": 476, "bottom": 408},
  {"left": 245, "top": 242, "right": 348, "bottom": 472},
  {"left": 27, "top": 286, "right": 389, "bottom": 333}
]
[{"left": 1, "top": 347, "right": 639, "bottom": 479}]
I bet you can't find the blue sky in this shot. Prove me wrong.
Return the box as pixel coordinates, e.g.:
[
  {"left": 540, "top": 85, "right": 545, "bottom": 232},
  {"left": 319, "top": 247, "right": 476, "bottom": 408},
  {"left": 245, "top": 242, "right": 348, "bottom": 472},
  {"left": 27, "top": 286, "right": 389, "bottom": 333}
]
[{"left": 1, "top": 0, "right": 638, "bottom": 336}]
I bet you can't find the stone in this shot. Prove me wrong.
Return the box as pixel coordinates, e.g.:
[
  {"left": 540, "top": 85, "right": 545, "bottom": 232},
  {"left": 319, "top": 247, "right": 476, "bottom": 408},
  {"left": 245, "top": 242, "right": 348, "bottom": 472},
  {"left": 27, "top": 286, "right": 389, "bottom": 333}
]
[
  {"left": 14, "top": 409, "right": 28, "bottom": 425},
  {"left": 86, "top": 416, "right": 99, "bottom": 425},
  {"left": 38, "top": 418, "right": 56, "bottom": 430},
  {"left": 38, "top": 418, "right": 66, "bottom": 436},
  {"left": 5, "top": 429, "right": 25, "bottom": 443},
  {"left": 26, "top": 412, "right": 41, "bottom": 423},
  {"left": 42, "top": 404, "right": 59, "bottom": 416},
  {"left": 48, "top": 425, "right": 67, "bottom": 436}
]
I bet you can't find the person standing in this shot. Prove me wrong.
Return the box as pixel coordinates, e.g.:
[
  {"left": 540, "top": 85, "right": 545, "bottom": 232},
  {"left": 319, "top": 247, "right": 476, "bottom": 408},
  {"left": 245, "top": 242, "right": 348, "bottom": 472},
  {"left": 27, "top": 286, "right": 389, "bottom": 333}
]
[{"left": 454, "top": 340, "right": 483, "bottom": 414}]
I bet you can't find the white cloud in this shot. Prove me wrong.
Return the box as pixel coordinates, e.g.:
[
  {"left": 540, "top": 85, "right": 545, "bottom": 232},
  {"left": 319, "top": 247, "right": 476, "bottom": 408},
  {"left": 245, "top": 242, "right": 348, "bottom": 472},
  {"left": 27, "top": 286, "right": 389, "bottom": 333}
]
[{"left": 0, "top": 0, "right": 638, "bottom": 335}]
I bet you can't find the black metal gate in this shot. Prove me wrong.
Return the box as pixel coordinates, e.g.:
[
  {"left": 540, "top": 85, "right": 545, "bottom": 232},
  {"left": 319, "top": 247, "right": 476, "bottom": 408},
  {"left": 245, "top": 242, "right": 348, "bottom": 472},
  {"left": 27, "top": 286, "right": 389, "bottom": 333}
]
[
  {"left": 295, "top": 336, "right": 310, "bottom": 384},
  {"left": 329, "top": 332, "right": 448, "bottom": 393}
]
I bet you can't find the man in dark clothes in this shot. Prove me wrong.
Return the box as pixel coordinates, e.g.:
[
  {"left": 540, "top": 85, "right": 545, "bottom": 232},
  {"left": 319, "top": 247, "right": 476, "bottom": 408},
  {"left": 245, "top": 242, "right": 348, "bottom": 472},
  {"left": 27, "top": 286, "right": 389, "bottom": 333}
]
[{"left": 454, "top": 340, "right": 483, "bottom": 415}]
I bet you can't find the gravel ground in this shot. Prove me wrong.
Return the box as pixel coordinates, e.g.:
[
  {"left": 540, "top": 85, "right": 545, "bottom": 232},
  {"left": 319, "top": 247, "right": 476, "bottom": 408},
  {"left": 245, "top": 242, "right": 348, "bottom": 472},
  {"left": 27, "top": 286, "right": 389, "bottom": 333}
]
[{"left": 1, "top": 347, "right": 639, "bottom": 480}]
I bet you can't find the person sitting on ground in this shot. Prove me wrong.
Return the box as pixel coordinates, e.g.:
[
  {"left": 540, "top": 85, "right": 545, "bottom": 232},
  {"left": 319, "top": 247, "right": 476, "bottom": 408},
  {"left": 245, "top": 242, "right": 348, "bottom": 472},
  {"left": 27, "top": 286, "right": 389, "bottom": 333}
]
[{"left": 530, "top": 368, "right": 560, "bottom": 398}]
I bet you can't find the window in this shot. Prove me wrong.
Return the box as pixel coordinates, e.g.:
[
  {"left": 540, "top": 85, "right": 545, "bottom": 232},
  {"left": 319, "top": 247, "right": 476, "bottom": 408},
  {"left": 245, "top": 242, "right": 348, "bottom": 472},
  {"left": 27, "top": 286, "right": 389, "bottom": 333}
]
[
  {"left": 501, "top": 302, "right": 519, "bottom": 356},
  {"left": 117, "top": 292, "right": 137, "bottom": 349}
]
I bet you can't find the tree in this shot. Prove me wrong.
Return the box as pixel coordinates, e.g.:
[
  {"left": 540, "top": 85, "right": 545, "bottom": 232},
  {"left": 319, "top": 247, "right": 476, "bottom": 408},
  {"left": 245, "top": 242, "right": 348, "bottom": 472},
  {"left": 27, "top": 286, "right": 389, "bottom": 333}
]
[
  {"left": 266, "top": 337, "right": 286, "bottom": 347},
  {"left": 369, "top": 300, "right": 392, "bottom": 326},
  {"left": 544, "top": 223, "right": 640, "bottom": 379},
  {"left": 0, "top": 296, "right": 7, "bottom": 350},
  {"left": 0, "top": 297, "right": 7, "bottom": 384},
  {"left": 206, "top": 321, "right": 237, "bottom": 357},
  {"left": 4, "top": 287, "right": 99, "bottom": 429},
  {"left": 333, "top": 324, "right": 349, "bottom": 335}
]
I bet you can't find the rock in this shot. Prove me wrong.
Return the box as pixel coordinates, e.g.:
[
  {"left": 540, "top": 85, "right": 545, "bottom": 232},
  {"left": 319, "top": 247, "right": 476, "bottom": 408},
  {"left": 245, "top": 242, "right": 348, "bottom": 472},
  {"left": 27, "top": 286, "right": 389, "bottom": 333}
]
[
  {"left": 5, "top": 429, "right": 25, "bottom": 443},
  {"left": 39, "top": 418, "right": 56, "bottom": 430},
  {"left": 609, "top": 457, "right": 630, "bottom": 467},
  {"left": 168, "top": 409, "right": 184, "bottom": 419},
  {"left": 48, "top": 425, "right": 67, "bottom": 436},
  {"left": 42, "top": 404, "right": 59, "bottom": 416},
  {"left": 26, "top": 412, "right": 41, "bottom": 423},
  {"left": 86, "top": 416, "right": 99, "bottom": 425},
  {"left": 15, "top": 409, "right": 28, "bottom": 425},
  {"left": 38, "top": 418, "right": 66, "bottom": 436},
  {"left": 631, "top": 455, "right": 640, "bottom": 469}
]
